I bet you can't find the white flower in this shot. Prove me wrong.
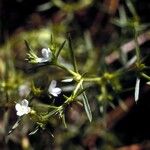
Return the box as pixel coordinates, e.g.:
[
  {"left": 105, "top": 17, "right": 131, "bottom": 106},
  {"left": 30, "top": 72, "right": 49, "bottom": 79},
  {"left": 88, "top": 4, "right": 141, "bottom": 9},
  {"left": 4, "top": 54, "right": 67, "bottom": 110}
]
[
  {"left": 48, "top": 80, "right": 62, "bottom": 97},
  {"left": 15, "top": 99, "right": 31, "bottom": 116},
  {"left": 34, "top": 48, "right": 52, "bottom": 63},
  {"left": 42, "top": 48, "right": 52, "bottom": 59},
  {"left": 27, "top": 48, "right": 52, "bottom": 63}
]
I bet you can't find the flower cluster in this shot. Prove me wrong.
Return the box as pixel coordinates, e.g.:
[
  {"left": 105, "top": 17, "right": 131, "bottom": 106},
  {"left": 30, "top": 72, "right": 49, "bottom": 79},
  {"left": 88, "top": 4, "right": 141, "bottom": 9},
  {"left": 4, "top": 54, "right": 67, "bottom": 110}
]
[{"left": 15, "top": 79, "right": 62, "bottom": 116}]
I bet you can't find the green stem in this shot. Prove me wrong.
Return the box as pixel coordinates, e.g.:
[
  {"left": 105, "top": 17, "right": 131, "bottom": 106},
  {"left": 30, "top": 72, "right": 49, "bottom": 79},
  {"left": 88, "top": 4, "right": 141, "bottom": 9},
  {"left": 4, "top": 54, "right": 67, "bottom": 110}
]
[
  {"left": 55, "top": 63, "right": 78, "bottom": 76},
  {"left": 73, "top": 79, "right": 83, "bottom": 96},
  {"left": 141, "top": 73, "right": 150, "bottom": 80},
  {"left": 83, "top": 77, "right": 102, "bottom": 82},
  {"left": 134, "top": 27, "right": 140, "bottom": 66}
]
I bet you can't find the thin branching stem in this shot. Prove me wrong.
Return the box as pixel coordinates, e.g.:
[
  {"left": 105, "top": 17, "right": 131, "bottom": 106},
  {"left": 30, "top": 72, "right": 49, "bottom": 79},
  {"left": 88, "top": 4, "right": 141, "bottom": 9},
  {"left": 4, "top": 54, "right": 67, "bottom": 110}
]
[
  {"left": 55, "top": 63, "right": 78, "bottom": 76},
  {"left": 134, "top": 27, "right": 141, "bottom": 67}
]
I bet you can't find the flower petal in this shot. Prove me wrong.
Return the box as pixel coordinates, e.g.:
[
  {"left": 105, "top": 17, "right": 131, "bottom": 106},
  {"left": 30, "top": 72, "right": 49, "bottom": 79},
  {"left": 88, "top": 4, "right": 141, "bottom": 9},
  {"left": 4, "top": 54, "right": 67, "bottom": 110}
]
[
  {"left": 21, "top": 99, "right": 29, "bottom": 107},
  {"left": 36, "top": 57, "right": 48, "bottom": 63},
  {"left": 41, "top": 48, "right": 52, "bottom": 59},
  {"left": 50, "top": 88, "right": 61, "bottom": 97},
  {"left": 26, "top": 107, "right": 31, "bottom": 114},
  {"left": 17, "top": 111, "right": 24, "bottom": 116},
  {"left": 49, "top": 80, "right": 57, "bottom": 89},
  {"left": 50, "top": 92, "right": 58, "bottom": 97},
  {"left": 53, "top": 88, "right": 62, "bottom": 94},
  {"left": 15, "top": 103, "right": 22, "bottom": 111}
]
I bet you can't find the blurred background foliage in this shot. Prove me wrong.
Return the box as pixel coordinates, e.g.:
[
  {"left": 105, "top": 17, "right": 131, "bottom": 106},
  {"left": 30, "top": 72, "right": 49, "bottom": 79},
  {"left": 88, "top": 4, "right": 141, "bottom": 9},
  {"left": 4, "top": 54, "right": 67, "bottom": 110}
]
[{"left": 0, "top": 0, "right": 150, "bottom": 149}]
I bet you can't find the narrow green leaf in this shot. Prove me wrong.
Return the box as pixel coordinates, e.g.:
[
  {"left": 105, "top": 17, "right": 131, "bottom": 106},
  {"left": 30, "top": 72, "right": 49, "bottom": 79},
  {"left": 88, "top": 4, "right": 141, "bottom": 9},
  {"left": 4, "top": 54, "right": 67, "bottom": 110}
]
[
  {"left": 8, "top": 118, "right": 21, "bottom": 135},
  {"left": 134, "top": 77, "right": 140, "bottom": 103},
  {"left": 81, "top": 85, "right": 92, "bottom": 122},
  {"left": 62, "top": 114, "right": 67, "bottom": 128},
  {"left": 37, "top": 2, "right": 53, "bottom": 12},
  {"left": 82, "top": 92, "right": 92, "bottom": 122},
  {"left": 68, "top": 35, "right": 78, "bottom": 73},
  {"left": 24, "top": 40, "right": 33, "bottom": 52},
  {"left": 29, "top": 126, "right": 39, "bottom": 135},
  {"left": 119, "top": 6, "right": 127, "bottom": 24},
  {"left": 50, "top": 34, "right": 53, "bottom": 45},
  {"left": 126, "top": 0, "right": 138, "bottom": 18},
  {"left": 55, "top": 40, "right": 66, "bottom": 58}
]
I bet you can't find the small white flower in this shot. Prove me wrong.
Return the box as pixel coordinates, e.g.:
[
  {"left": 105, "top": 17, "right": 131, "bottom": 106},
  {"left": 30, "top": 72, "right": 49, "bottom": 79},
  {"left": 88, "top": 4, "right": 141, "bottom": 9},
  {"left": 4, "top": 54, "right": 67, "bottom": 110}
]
[
  {"left": 15, "top": 99, "right": 31, "bottom": 116},
  {"left": 27, "top": 48, "right": 52, "bottom": 63},
  {"left": 33, "top": 48, "right": 52, "bottom": 63},
  {"left": 42, "top": 48, "right": 52, "bottom": 59},
  {"left": 48, "top": 80, "right": 62, "bottom": 97}
]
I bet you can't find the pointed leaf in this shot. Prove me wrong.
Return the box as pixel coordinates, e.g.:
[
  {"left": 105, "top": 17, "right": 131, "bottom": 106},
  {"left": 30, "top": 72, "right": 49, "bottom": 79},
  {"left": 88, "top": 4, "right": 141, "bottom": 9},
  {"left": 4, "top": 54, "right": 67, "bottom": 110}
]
[
  {"left": 82, "top": 92, "right": 92, "bottom": 122},
  {"left": 126, "top": 0, "right": 137, "bottom": 18},
  {"left": 62, "top": 114, "right": 67, "bottom": 128},
  {"left": 8, "top": 118, "right": 21, "bottom": 135},
  {"left": 134, "top": 77, "right": 140, "bottom": 103},
  {"left": 55, "top": 40, "right": 66, "bottom": 58},
  {"left": 68, "top": 35, "right": 78, "bottom": 73},
  {"left": 29, "top": 126, "right": 39, "bottom": 135},
  {"left": 80, "top": 84, "right": 92, "bottom": 122},
  {"left": 119, "top": 6, "right": 127, "bottom": 24},
  {"left": 25, "top": 40, "right": 33, "bottom": 52}
]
